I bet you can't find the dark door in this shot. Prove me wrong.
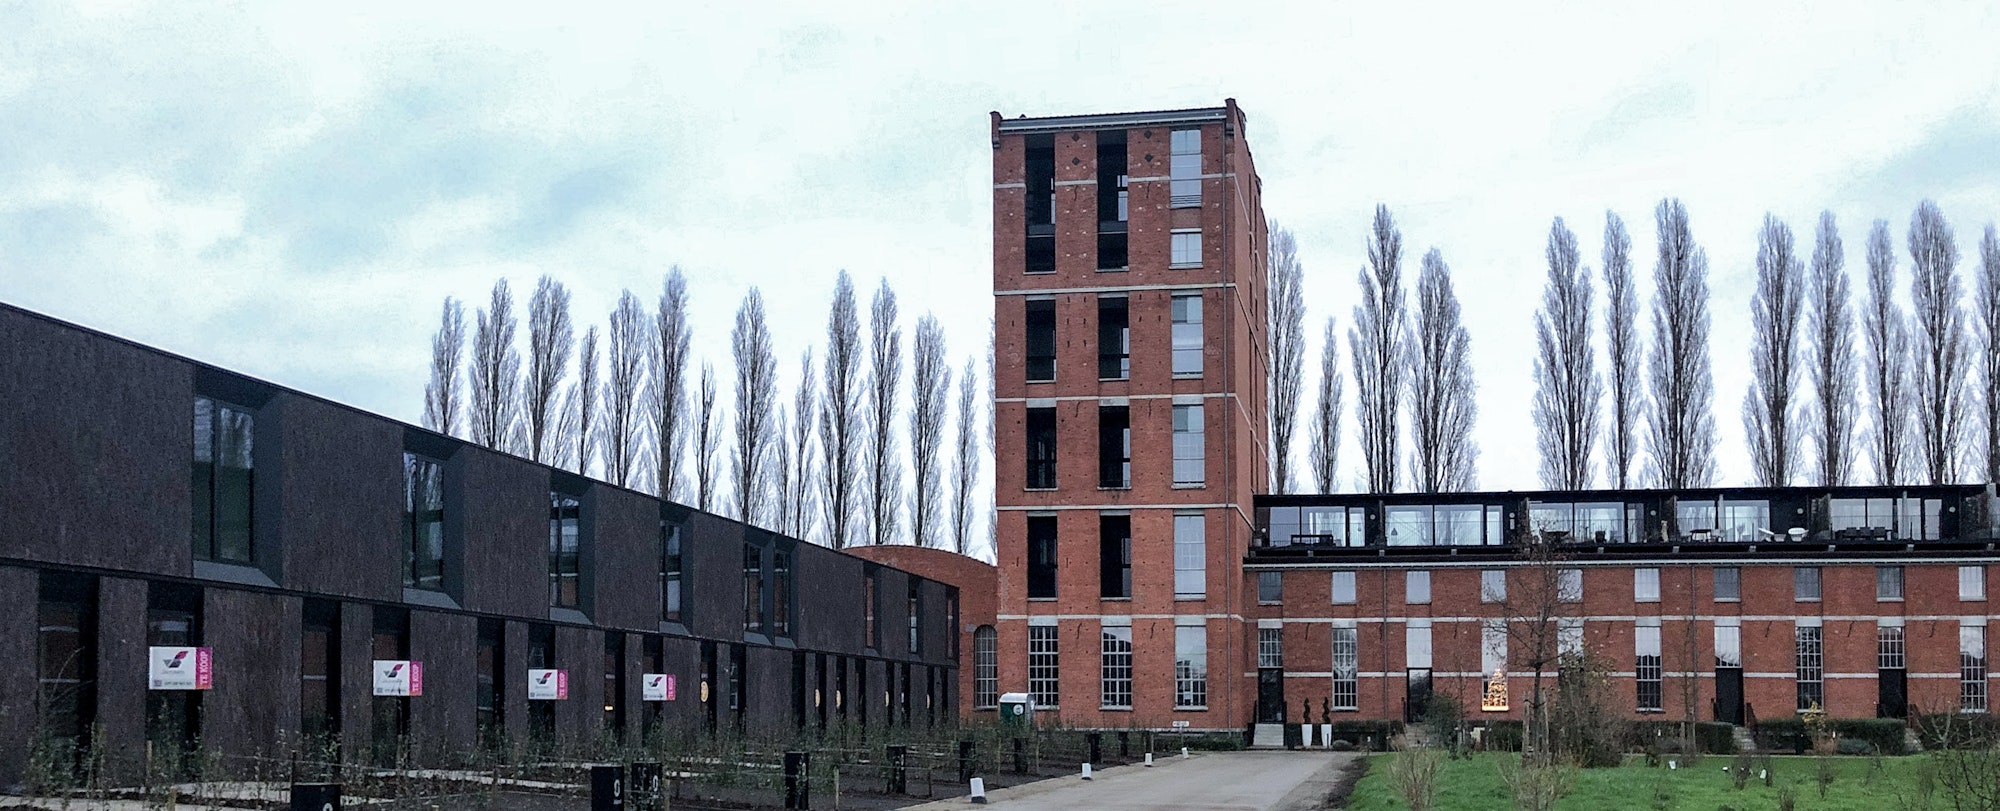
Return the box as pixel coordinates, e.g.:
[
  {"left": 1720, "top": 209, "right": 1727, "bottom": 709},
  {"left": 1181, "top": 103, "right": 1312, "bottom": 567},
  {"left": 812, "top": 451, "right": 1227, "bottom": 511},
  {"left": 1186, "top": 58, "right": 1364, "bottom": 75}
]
[
  {"left": 1714, "top": 667, "right": 1744, "bottom": 725},
  {"left": 1404, "top": 668, "right": 1433, "bottom": 723},
  {"left": 1878, "top": 668, "right": 1907, "bottom": 719},
  {"left": 699, "top": 641, "right": 718, "bottom": 733},
  {"left": 1256, "top": 668, "right": 1286, "bottom": 723}
]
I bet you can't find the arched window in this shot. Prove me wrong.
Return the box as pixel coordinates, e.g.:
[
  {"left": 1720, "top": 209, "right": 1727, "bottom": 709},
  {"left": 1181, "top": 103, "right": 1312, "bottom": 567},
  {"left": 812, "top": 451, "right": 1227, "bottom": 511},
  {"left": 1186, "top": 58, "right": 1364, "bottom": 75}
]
[{"left": 973, "top": 625, "right": 998, "bottom": 709}]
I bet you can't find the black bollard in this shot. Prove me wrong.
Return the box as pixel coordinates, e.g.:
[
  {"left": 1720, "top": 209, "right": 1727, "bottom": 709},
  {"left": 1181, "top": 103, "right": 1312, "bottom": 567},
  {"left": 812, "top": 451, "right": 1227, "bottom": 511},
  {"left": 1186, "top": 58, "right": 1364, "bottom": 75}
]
[
  {"left": 1012, "top": 737, "right": 1026, "bottom": 774},
  {"left": 1086, "top": 732, "right": 1101, "bottom": 766},
  {"left": 591, "top": 764, "right": 625, "bottom": 811},
  {"left": 958, "top": 739, "right": 976, "bottom": 782},
  {"left": 289, "top": 782, "right": 340, "bottom": 811},
  {"left": 886, "top": 744, "right": 910, "bottom": 794},
  {"left": 629, "top": 762, "right": 664, "bottom": 811},
  {"left": 784, "top": 751, "right": 811, "bottom": 809}
]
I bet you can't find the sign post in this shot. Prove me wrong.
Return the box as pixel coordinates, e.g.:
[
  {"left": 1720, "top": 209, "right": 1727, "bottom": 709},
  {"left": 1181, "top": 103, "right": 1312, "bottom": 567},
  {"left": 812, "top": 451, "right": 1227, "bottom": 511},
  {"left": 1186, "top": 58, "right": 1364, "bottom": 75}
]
[
  {"left": 372, "top": 661, "right": 424, "bottom": 697},
  {"left": 529, "top": 669, "right": 570, "bottom": 701},
  {"left": 148, "top": 647, "right": 213, "bottom": 691}
]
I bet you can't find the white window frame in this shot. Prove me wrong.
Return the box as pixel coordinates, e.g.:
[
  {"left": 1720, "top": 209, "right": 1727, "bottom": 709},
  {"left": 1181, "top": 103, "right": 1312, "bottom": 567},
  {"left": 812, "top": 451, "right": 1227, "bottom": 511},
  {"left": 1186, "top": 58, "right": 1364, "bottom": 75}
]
[
  {"left": 1878, "top": 623, "right": 1906, "bottom": 670},
  {"left": 1100, "top": 624, "right": 1133, "bottom": 710},
  {"left": 1174, "top": 622, "right": 1207, "bottom": 709},
  {"left": 1797, "top": 623, "right": 1824, "bottom": 712},
  {"left": 1173, "top": 514, "right": 1206, "bottom": 599},
  {"left": 1330, "top": 570, "right": 1357, "bottom": 605},
  {"left": 1557, "top": 569, "right": 1583, "bottom": 603},
  {"left": 1028, "top": 623, "right": 1060, "bottom": 710},
  {"left": 1962, "top": 566, "right": 1987, "bottom": 601},
  {"left": 1405, "top": 619, "right": 1433, "bottom": 669},
  {"left": 1796, "top": 567, "right": 1822, "bottom": 602},
  {"left": 1169, "top": 128, "right": 1201, "bottom": 207},
  {"left": 974, "top": 626, "right": 998, "bottom": 708},
  {"left": 1330, "top": 624, "right": 1359, "bottom": 710},
  {"left": 1878, "top": 566, "right": 1905, "bottom": 601},
  {"left": 1406, "top": 570, "right": 1431, "bottom": 605},
  {"left": 1170, "top": 229, "right": 1202, "bottom": 268},
  {"left": 1172, "top": 404, "right": 1205, "bottom": 485},
  {"left": 1635, "top": 618, "right": 1663, "bottom": 712},
  {"left": 1962, "top": 622, "right": 1988, "bottom": 713},
  {"left": 1480, "top": 569, "right": 1506, "bottom": 603},
  {"left": 1257, "top": 627, "right": 1284, "bottom": 670},
  {"left": 1170, "top": 294, "right": 1203, "bottom": 376},
  {"left": 1714, "top": 567, "right": 1741, "bottom": 602},
  {"left": 1634, "top": 568, "right": 1660, "bottom": 603}
]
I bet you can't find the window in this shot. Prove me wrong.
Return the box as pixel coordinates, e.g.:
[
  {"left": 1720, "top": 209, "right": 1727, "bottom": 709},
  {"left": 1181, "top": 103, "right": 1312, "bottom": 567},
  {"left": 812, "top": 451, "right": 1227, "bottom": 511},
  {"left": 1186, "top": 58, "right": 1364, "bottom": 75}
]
[
  {"left": 192, "top": 396, "right": 255, "bottom": 563},
  {"left": 1024, "top": 299, "right": 1056, "bottom": 382},
  {"left": 908, "top": 581, "right": 921, "bottom": 654},
  {"left": 1175, "top": 623, "right": 1208, "bottom": 708},
  {"left": 1481, "top": 570, "right": 1507, "bottom": 603},
  {"left": 1575, "top": 503, "right": 1623, "bottom": 543},
  {"left": 773, "top": 550, "right": 792, "bottom": 638},
  {"left": 973, "top": 626, "right": 998, "bottom": 709},
  {"left": 1878, "top": 566, "right": 1905, "bottom": 601},
  {"left": 1331, "top": 570, "right": 1357, "bottom": 604},
  {"left": 661, "top": 516, "right": 686, "bottom": 623},
  {"left": 476, "top": 618, "right": 503, "bottom": 743},
  {"left": 548, "top": 493, "right": 581, "bottom": 609},
  {"left": 1636, "top": 619, "right": 1663, "bottom": 712},
  {"left": 1720, "top": 500, "right": 1770, "bottom": 542},
  {"left": 603, "top": 634, "right": 625, "bottom": 736},
  {"left": 1258, "top": 627, "right": 1284, "bottom": 669},
  {"left": 1169, "top": 128, "right": 1201, "bottom": 207},
  {"left": 1098, "top": 297, "right": 1130, "bottom": 379},
  {"left": 1634, "top": 568, "right": 1660, "bottom": 603},
  {"left": 1174, "top": 514, "right": 1206, "bottom": 598},
  {"left": 403, "top": 453, "right": 445, "bottom": 590},
  {"left": 864, "top": 569, "right": 880, "bottom": 648},
  {"left": 1171, "top": 294, "right": 1204, "bottom": 375},
  {"left": 1172, "top": 404, "right": 1205, "bottom": 485},
  {"left": 1482, "top": 619, "right": 1508, "bottom": 677},
  {"left": 1714, "top": 567, "right": 1741, "bottom": 602},
  {"left": 1797, "top": 624, "right": 1824, "bottom": 711},
  {"left": 369, "top": 608, "right": 411, "bottom": 761},
  {"left": 1386, "top": 506, "right": 1433, "bottom": 546},
  {"left": 301, "top": 599, "right": 338, "bottom": 741},
  {"left": 1101, "top": 625, "right": 1133, "bottom": 709},
  {"left": 1715, "top": 622, "right": 1742, "bottom": 668},
  {"left": 1027, "top": 517, "right": 1059, "bottom": 599},
  {"left": 1406, "top": 620, "right": 1433, "bottom": 668},
  {"left": 1025, "top": 136, "right": 1055, "bottom": 274},
  {"left": 1025, "top": 407, "right": 1057, "bottom": 489},
  {"left": 1097, "top": 133, "right": 1129, "bottom": 221},
  {"left": 38, "top": 572, "right": 97, "bottom": 752},
  {"left": 742, "top": 543, "right": 764, "bottom": 634},
  {"left": 1831, "top": 497, "right": 1897, "bottom": 530},
  {"left": 1963, "top": 566, "right": 1987, "bottom": 601},
  {"left": 1878, "top": 624, "right": 1905, "bottom": 670},
  {"left": 1258, "top": 572, "right": 1283, "bottom": 603},
  {"left": 1795, "top": 567, "right": 1822, "bottom": 602},
  {"left": 1557, "top": 569, "right": 1583, "bottom": 603},
  {"left": 1406, "top": 570, "right": 1432, "bottom": 604},
  {"left": 1558, "top": 618, "right": 1585, "bottom": 660},
  {"left": 1100, "top": 515, "right": 1131, "bottom": 599},
  {"left": 1028, "top": 624, "right": 1059, "bottom": 709},
  {"left": 1962, "top": 623, "right": 1988, "bottom": 713},
  {"left": 1436, "top": 505, "right": 1484, "bottom": 546},
  {"left": 1170, "top": 230, "right": 1202, "bottom": 267},
  {"left": 1331, "top": 626, "right": 1359, "bottom": 710},
  {"left": 1676, "top": 499, "right": 1717, "bottom": 535},
  {"left": 1098, "top": 406, "right": 1131, "bottom": 488}
]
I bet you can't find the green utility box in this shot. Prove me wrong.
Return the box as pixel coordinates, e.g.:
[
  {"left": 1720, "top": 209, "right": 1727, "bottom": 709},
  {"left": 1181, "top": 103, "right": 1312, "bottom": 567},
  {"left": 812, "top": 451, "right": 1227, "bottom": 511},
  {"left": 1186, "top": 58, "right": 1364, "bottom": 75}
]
[{"left": 999, "top": 692, "right": 1034, "bottom": 726}]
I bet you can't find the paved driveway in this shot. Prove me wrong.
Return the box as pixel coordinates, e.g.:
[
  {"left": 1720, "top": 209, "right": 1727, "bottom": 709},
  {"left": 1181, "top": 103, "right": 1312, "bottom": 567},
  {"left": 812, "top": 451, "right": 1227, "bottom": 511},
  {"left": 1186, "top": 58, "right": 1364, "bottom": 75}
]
[{"left": 902, "top": 750, "right": 1358, "bottom": 811}]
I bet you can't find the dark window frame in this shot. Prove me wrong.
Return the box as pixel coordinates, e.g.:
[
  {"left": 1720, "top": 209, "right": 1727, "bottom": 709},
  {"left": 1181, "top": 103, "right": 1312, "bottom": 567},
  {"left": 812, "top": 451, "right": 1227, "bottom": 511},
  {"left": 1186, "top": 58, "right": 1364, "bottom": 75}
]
[
  {"left": 1027, "top": 516, "right": 1059, "bottom": 600},
  {"left": 1099, "top": 514, "right": 1131, "bottom": 599},
  {"left": 1026, "top": 407, "right": 1058, "bottom": 489},
  {"left": 1098, "top": 405, "right": 1131, "bottom": 489},
  {"left": 548, "top": 492, "right": 582, "bottom": 609},
  {"left": 192, "top": 396, "right": 256, "bottom": 564},
  {"left": 1025, "top": 299, "right": 1056, "bottom": 382},
  {"left": 403, "top": 452, "right": 447, "bottom": 591}
]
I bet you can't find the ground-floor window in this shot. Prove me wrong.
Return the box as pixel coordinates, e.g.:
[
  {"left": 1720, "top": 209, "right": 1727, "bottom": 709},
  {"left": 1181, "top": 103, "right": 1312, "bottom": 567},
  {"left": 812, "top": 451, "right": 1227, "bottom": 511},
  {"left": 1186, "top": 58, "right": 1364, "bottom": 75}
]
[
  {"left": 1175, "top": 623, "right": 1208, "bottom": 708},
  {"left": 973, "top": 626, "right": 998, "bottom": 709},
  {"left": 1635, "top": 619, "right": 1663, "bottom": 712},
  {"left": 1878, "top": 624, "right": 1905, "bottom": 670},
  {"left": 1028, "top": 624, "right": 1060, "bottom": 709},
  {"left": 1796, "top": 625, "right": 1824, "bottom": 712},
  {"left": 1100, "top": 626, "right": 1133, "bottom": 709},
  {"left": 1258, "top": 627, "right": 1284, "bottom": 669},
  {"left": 1963, "top": 624, "right": 1989, "bottom": 713},
  {"left": 1331, "top": 626, "right": 1359, "bottom": 710}
]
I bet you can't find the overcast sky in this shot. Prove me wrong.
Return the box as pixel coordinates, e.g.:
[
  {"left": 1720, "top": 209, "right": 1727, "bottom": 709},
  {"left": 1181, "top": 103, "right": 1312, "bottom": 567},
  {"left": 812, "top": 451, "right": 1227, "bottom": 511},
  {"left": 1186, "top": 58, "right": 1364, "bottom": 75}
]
[{"left": 5, "top": 2, "right": 2000, "bottom": 543}]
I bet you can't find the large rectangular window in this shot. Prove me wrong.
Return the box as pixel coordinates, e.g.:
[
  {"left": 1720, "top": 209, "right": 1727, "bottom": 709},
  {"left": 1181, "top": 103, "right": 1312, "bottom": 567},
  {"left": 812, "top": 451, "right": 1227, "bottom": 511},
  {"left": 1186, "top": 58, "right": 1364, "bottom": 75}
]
[
  {"left": 1169, "top": 128, "right": 1201, "bottom": 207},
  {"left": 1096, "top": 134, "right": 1129, "bottom": 271},
  {"left": 1101, "top": 625, "right": 1133, "bottom": 709},
  {"left": 548, "top": 492, "right": 581, "bottom": 609},
  {"left": 1258, "top": 572, "right": 1283, "bottom": 604},
  {"left": 1025, "top": 407, "right": 1057, "bottom": 489},
  {"left": 1028, "top": 624, "right": 1059, "bottom": 709},
  {"left": 1406, "top": 620, "right": 1433, "bottom": 668},
  {"left": 1558, "top": 569, "right": 1583, "bottom": 603},
  {"left": 1171, "top": 294, "right": 1203, "bottom": 375},
  {"left": 1878, "top": 623, "right": 1905, "bottom": 670},
  {"left": 1173, "top": 514, "right": 1206, "bottom": 598},
  {"left": 1795, "top": 567, "right": 1822, "bottom": 602},
  {"left": 1797, "top": 624, "right": 1824, "bottom": 712},
  {"left": 1715, "top": 622, "right": 1742, "bottom": 668},
  {"left": 1258, "top": 627, "right": 1284, "bottom": 669},
  {"left": 403, "top": 453, "right": 445, "bottom": 590},
  {"left": 661, "top": 515, "right": 686, "bottom": 623},
  {"left": 1174, "top": 623, "right": 1208, "bottom": 708},
  {"left": 1027, "top": 516, "right": 1058, "bottom": 600},
  {"left": 1172, "top": 404, "right": 1205, "bottom": 485},
  {"left": 1098, "top": 296, "right": 1129, "bottom": 379},
  {"left": 1962, "top": 566, "right": 1987, "bottom": 601},
  {"left": 1878, "top": 566, "right": 1905, "bottom": 601},
  {"left": 1636, "top": 619, "right": 1663, "bottom": 712},
  {"left": 1406, "top": 570, "right": 1432, "bottom": 604},
  {"left": 1025, "top": 299, "right": 1056, "bottom": 382},
  {"left": 1025, "top": 137, "right": 1055, "bottom": 274},
  {"left": 1962, "top": 624, "right": 1988, "bottom": 713},
  {"left": 1331, "top": 625, "right": 1359, "bottom": 710},
  {"left": 1634, "top": 568, "right": 1660, "bottom": 603},
  {"left": 1099, "top": 406, "right": 1131, "bottom": 488},
  {"left": 192, "top": 396, "right": 255, "bottom": 563},
  {"left": 773, "top": 549, "right": 792, "bottom": 638},
  {"left": 1331, "top": 570, "right": 1357, "bottom": 604},
  {"left": 1720, "top": 500, "right": 1770, "bottom": 543},
  {"left": 973, "top": 626, "right": 998, "bottom": 709},
  {"left": 1715, "top": 567, "right": 1741, "bottom": 602},
  {"left": 1386, "top": 505, "right": 1433, "bottom": 546},
  {"left": 38, "top": 571, "right": 97, "bottom": 753},
  {"left": 1481, "top": 569, "right": 1507, "bottom": 603},
  {"left": 1099, "top": 514, "right": 1131, "bottom": 599},
  {"left": 1170, "top": 230, "right": 1202, "bottom": 268}
]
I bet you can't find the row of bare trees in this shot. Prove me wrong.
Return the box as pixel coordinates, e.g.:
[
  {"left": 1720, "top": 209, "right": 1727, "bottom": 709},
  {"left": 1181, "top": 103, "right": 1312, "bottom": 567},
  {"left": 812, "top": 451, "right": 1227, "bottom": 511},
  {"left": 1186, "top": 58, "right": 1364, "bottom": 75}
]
[{"left": 421, "top": 269, "right": 986, "bottom": 552}]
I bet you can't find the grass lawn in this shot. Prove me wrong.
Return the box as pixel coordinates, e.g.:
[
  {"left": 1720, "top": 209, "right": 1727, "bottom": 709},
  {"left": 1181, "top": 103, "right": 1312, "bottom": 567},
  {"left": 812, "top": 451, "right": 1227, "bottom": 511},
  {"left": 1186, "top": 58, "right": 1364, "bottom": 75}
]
[{"left": 1343, "top": 751, "right": 1937, "bottom": 810}]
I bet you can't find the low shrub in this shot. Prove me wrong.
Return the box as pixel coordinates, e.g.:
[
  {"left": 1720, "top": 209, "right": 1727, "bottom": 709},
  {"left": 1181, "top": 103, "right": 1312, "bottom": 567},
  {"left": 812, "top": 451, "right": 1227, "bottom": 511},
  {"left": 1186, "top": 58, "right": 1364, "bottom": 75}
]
[
  {"left": 1914, "top": 712, "right": 2000, "bottom": 749},
  {"left": 1754, "top": 717, "right": 1909, "bottom": 755},
  {"left": 1479, "top": 720, "right": 1524, "bottom": 752}
]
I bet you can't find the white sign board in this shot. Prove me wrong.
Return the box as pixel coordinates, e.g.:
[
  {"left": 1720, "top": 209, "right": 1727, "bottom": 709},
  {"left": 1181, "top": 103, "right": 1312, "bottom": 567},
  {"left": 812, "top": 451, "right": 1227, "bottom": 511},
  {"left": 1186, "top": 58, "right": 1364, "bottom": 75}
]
[
  {"left": 148, "top": 646, "right": 213, "bottom": 690},
  {"left": 528, "top": 668, "right": 569, "bottom": 700},
  {"left": 641, "top": 673, "right": 676, "bottom": 702},
  {"left": 373, "top": 660, "right": 424, "bottom": 697}
]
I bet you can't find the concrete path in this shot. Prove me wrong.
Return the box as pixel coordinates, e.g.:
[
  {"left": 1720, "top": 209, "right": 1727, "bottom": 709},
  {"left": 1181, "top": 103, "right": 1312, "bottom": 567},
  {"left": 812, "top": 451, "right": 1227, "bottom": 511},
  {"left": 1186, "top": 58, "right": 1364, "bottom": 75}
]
[{"left": 903, "top": 750, "right": 1357, "bottom": 811}]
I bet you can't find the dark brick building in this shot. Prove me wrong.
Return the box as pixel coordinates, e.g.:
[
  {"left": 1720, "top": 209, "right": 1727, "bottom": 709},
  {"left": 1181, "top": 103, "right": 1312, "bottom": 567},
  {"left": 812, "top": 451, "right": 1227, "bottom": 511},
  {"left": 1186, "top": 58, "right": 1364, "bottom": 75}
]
[{"left": 0, "top": 302, "right": 959, "bottom": 786}]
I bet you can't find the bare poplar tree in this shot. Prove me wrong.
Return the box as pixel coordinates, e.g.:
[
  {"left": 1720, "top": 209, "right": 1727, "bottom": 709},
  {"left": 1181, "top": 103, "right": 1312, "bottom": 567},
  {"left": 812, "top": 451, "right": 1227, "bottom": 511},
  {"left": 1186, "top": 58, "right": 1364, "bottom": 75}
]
[
  {"left": 1909, "top": 200, "right": 1968, "bottom": 485},
  {"left": 650, "top": 267, "right": 692, "bottom": 499},
  {"left": 1533, "top": 217, "right": 1600, "bottom": 490},
  {"left": 1268, "top": 225, "right": 1307, "bottom": 494},
  {"left": 867, "top": 279, "right": 905, "bottom": 545},
  {"left": 1309, "top": 318, "right": 1343, "bottom": 494},
  {"left": 1645, "top": 198, "right": 1717, "bottom": 488},
  {"left": 1864, "top": 220, "right": 1912, "bottom": 485},
  {"left": 603, "top": 291, "right": 648, "bottom": 488},
  {"left": 907, "top": 315, "right": 951, "bottom": 548},
  {"left": 695, "top": 362, "right": 720, "bottom": 512},
  {"left": 1349, "top": 205, "right": 1407, "bottom": 494},
  {"left": 1601, "top": 212, "right": 1640, "bottom": 488},
  {"left": 1806, "top": 211, "right": 1858, "bottom": 486},
  {"left": 1410, "top": 249, "right": 1478, "bottom": 491},
  {"left": 770, "top": 407, "right": 792, "bottom": 530},
  {"left": 422, "top": 297, "right": 466, "bottom": 436},
  {"left": 819, "top": 271, "right": 864, "bottom": 549},
  {"left": 559, "top": 325, "right": 600, "bottom": 475},
  {"left": 950, "top": 357, "right": 980, "bottom": 555},
  {"left": 523, "top": 275, "right": 575, "bottom": 465},
  {"left": 1979, "top": 225, "right": 2000, "bottom": 484},
  {"left": 732, "top": 288, "right": 778, "bottom": 524},
  {"left": 786, "top": 349, "right": 819, "bottom": 541},
  {"left": 468, "top": 279, "right": 522, "bottom": 452},
  {"left": 1743, "top": 214, "right": 1806, "bottom": 487}
]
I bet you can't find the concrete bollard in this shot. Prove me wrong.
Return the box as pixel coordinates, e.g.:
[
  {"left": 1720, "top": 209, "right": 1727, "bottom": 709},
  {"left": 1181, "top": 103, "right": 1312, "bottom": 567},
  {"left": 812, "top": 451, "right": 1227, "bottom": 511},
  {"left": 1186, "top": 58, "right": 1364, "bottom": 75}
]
[
  {"left": 1081, "top": 763, "right": 1093, "bottom": 781},
  {"left": 969, "top": 777, "right": 988, "bottom": 804},
  {"left": 1143, "top": 752, "right": 1154, "bottom": 767},
  {"left": 1181, "top": 746, "right": 1190, "bottom": 759}
]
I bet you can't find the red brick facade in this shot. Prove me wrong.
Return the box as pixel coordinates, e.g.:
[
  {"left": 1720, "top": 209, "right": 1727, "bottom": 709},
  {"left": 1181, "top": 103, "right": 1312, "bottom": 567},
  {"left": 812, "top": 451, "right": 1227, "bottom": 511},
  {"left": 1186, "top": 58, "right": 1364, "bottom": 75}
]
[{"left": 846, "top": 545, "right": 999, "bottom": 722}]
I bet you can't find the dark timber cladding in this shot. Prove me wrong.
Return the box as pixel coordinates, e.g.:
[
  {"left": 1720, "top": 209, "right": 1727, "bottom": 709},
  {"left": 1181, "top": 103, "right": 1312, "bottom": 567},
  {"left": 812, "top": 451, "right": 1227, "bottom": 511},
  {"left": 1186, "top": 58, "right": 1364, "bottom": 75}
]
[{"left": 0, "top": 301, "right": 960, "bottom": 786}]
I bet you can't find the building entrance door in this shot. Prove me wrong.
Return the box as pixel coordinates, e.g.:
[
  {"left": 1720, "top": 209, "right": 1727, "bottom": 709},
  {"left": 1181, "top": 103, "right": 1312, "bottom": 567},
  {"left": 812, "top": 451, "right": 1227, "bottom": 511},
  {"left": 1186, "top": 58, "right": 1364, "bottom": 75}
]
[
  {"left": 1714, "top": 667, "right": 1744, "bottom": 725},
  {"left": 1878, "top": 668, "right": 1907, "bottom": 719},
  {"left": 1404, "top": 668, "right": 1432, "bottom": 723},
  {"left": 1256, "top": 668, "right": 1286, "bottom": 723}
]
